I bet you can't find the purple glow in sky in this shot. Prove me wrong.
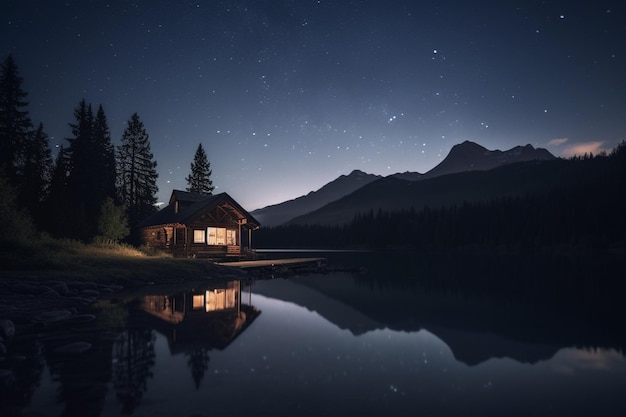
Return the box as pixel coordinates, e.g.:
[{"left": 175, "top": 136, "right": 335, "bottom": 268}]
[{"left": 2, "top": 1, "right": 625, "bottom": 209}]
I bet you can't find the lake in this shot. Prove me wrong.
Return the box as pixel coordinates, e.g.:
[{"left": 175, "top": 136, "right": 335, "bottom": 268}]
[{"left": 2, "top": 250, "right": 625, "bottom": 416}]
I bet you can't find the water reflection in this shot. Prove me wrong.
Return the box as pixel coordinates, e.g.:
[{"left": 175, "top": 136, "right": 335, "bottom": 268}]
[
  {"left": 112, "top": 329, "right": 155, "bottom": 414},
  {"left": 2, "top": 273, "right": 625, "bottom": 416},
  {"left": 134, "top": 280, "right": 259, "bottom": 351}
]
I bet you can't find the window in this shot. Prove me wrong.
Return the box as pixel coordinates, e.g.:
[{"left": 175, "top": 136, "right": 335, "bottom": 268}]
[
  {"left": 192, "top": 294, "right": 205, "bottom": 310},
  {"left": 226, "top": 229, "right": 237, "bottom": 245},
  {"left": 207, "top": 227, "right": 236, "bottom": 245},
  {"left": 193, "top": 229, "right": 205, "bottom": 243}
]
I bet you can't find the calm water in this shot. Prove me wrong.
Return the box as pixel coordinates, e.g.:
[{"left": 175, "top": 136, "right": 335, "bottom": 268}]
[{"left": 2, "top": 251, "right": 626, "bottom": 417}]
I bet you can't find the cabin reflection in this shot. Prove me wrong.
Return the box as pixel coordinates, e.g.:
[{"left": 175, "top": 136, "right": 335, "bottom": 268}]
[{"left": 136, "top": 280, "right": 260, "bottom": 351}]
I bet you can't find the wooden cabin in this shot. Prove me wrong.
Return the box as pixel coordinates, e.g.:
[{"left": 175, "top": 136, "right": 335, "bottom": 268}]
[{"left": 137, "top": 190, "right": 260, "bottom": 259}]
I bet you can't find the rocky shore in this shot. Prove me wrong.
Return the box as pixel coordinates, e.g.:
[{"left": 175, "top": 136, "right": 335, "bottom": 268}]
[{"left": 0, "top": 261, "right": 252, "bottom": 380}]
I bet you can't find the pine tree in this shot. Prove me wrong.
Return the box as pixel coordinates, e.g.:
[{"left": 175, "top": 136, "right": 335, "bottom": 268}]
[
  {"left": 65, "top": 99, "right": 96, "bottom": 239},
  {"left": 93, "top": 105, "right": 117, "bottom": 204},
  {"left": 185, "top": 143, "right": 214, "bottom": 195},
  {"left": 20, "top": 123, "right": 53, "bottom": 211},
  {"left": 63, "top": 100, "right": 118, "bottom": 239},
  {"left": 45, "top": 146, "right": 73, "bottom": 237},
  {"left": 117, "top": 113, "right": 158, "bottom": 228},
  {"left": 0, "top": 55, "right": 53, "bottom": 223},
  {"left": 66, "top": 99, "right": 94, "bottom": 195},
  {"left": 0, "top": 55, "right": 33, "bottom": 182}
]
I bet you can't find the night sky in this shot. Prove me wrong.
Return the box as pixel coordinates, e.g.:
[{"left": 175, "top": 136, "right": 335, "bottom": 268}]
[{"left": 2, "top": 1, "right": 625, "bottom": 210}]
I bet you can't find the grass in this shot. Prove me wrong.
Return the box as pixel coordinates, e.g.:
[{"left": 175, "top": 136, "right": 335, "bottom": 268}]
[{"left": 0, "top": 234, "right": 246, "bottom": 285}]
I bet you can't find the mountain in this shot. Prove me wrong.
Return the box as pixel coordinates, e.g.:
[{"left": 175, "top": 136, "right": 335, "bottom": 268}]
[
  {"left": 392, "top": 140, "right": 555, "bottom": 181},
  {"left": 286, "top": 141, "right": 559, "bottom": 226},
  {"left": 256, "top": 141, "right": 555, "bottom": 227},
  {"left": 288, "top": 157, "right": 577, "bottom": 226},
  {"left": 251, "top": 169, "right": 382, "bottom": 227}
]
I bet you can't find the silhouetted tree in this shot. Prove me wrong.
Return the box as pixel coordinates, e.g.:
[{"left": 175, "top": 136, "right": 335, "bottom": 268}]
[
  {"left": 20, "top": 123, "right": 53, "bottom": 218},
  {"left": 63, "top": 100, "right": 117, "bottom": 239},
  {"left": 65, "top": 99, "right": 96, "bottom": 239},
  {"left": 117, "top": 113, "right": 158, "bottom": 229},
  {"left": 185, "top": 143, "right": 214, "bottom": 195},
  {"left": 0, "top": 55, "right": 32, "bottom": 182},
  {"left": 45, "top": 145, "right": 73, "bottom": 237},
  {"left": 93, "top": 104, "right": 117, "bottom": 205}
]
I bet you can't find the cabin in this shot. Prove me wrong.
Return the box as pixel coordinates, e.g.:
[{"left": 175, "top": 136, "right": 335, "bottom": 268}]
[{"left": 137, "top": 190, "right": 260, "bottom": 259}]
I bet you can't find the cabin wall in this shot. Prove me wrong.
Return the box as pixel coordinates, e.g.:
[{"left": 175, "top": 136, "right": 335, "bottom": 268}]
[
  {"left": 186, "top": 219, "right": 241, "bottom": 258},
  {"left": 141, "top": 226, "right": 174, "bottom": 249}
]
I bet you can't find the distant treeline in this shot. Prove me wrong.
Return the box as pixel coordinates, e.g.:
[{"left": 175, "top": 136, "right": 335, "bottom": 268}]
[{"left": 255, "top": 143, "right": 626, "bottom": 251}]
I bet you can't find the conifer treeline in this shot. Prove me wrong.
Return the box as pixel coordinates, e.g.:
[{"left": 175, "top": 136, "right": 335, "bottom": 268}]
[
  {"left": 255, "top": 144, "right": 626, "bottom": 251},
  {"left": 0, "top": 55, "right": 158, "bottom": 242}
]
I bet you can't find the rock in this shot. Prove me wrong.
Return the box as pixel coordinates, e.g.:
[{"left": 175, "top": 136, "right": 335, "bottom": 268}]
[
  {"left": 0, "top": 319, "right": 15, "bottom": 338},
  {"left": 80, "top": 289, "right": 100, "bottom": 298},
  {"left": 32, "top": 310, "right": 72, "bottom": 325},
  {"left": 54, "top": 341, "right": 92, "bottom": 354},
  {"left": 48, "top": 282, "right": 71, "bottom": 295}
]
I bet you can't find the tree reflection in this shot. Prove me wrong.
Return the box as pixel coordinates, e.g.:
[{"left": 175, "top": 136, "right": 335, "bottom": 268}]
[
  {"left": 186, "top": 347, "right": 211, "bottom": 390},
  {"left": 0, "top": 339, "right": 45, "bottom": 415},
  {"left": 112, "top": 328, "right": 156, "bottom": 414}
]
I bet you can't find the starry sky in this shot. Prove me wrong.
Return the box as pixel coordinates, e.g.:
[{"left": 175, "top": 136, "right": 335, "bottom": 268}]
[{"left": 2, "top": 1, "right": 625, "bottom": 210}]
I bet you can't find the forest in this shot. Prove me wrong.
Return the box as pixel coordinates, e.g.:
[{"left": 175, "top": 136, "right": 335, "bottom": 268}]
[
  {"left": 0, "top": 55, "right": 164, "bottom": 246},
  {"left": 255, "top": 143, "right": 626, "bottom": 251},
  {"left": 0, "top": 54, "right": 219, "bottom": 251}
]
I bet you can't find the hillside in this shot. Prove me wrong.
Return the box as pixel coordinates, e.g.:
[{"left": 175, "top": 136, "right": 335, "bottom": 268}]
[
  {"left": 251, "top": 169, "right": 381, "bottom": 226},
  {"left": 286, "top": 157, "right": 598, "bottom": 226}
]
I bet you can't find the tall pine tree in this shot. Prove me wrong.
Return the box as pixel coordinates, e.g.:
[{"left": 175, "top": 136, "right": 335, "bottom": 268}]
[
  {"left": 93, "top": 104, "right": 117, "bottom": 205},
  {"left": 64, "top": 100, "right": 117, "bottom": 239},
  {"left": 0, "top": 55, "right": 32, "bottom": 182},
  {"left": 0, "top": 55, "right": 53, "bottom": 225},
  {"left": 117, "top": 113, "right": 158, "bottom": 229},
  {"left": 185, "top": 143, "right": 214, "bottom": 195},
  {"left": 21, "top": 123, "right": 53, "bottom": 213},
  {"left": 45, "top": 145, "right": 77, "bottom": 238}
]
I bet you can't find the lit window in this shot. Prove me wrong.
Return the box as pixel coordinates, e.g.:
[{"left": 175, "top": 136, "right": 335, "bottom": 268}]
[
  {"left": 192, "top": 294, "right": 204, "bottom": 309},
  {"left": 207, "top": 227, "right": 217, "bottom": 245},
  {"left": 226, "top": 229, "right": 237, "bottom": 245},
  {"left": 207, "top": 227, "right": 230, "bottom": 245},
  {"left": 193, "top": 229, "right": 205, "bottom": 243},
  {"left": 216, "top": 227, "right": 226, "bottom": 245}
]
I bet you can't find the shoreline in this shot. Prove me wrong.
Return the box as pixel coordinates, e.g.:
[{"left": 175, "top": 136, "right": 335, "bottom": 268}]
[{"left": 0, "top": 257, "right": 250, "bottom": 329}]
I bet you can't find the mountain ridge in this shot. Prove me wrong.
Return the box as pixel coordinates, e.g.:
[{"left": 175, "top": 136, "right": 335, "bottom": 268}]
[
  {"left": 392, "top": 140, "right": 555, "bottom": 181},
  {"left": 251, "top": 169, "right": 382, "bottom": 227},
  {"left": 254, "top": 141, "right": 555, "bottom": 227}
]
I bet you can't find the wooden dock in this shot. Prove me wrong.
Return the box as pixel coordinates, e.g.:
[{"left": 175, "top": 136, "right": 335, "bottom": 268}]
[{"left": 217, "top": 257, "right": 326, "bottom": 270}]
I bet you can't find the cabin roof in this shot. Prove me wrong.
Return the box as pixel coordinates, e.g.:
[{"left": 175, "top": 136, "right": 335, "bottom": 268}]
[{"left": 136, "top": 191, "right": 260, "bottom": 229}]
